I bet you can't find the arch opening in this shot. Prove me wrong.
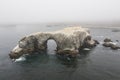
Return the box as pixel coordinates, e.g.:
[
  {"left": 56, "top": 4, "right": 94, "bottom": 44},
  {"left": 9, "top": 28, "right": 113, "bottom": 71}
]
[{"left": 46, "top": 39, "right": 57, "bottom": 55}]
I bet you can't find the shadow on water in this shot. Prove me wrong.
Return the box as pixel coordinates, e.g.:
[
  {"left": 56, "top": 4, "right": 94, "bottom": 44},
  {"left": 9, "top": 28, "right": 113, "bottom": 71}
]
[
  {"left": 55, "top": 48, "right": 92, "bottom": 68},
  {"left": 35, "top": 48, "right": 93, "bottom": 67},
  {"left": 79, "top": 47, "right": 96, "bottom": 59},
  {"left": 15, "top": 47, "right": 93, "bottom": 68},
  {"left": 24, "top": 53, "right": 49, "bottom": 64}
]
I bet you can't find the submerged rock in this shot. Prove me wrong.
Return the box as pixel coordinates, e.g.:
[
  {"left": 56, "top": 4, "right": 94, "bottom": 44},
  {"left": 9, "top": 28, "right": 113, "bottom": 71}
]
[{"left": 112, "top": 29, "right": 120, "bottom": 32}]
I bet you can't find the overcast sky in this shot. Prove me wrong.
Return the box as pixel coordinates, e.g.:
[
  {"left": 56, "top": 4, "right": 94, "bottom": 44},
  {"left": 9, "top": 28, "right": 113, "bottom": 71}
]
[{"left": 0, "top": 0, "right": 120, "bottom": 24}]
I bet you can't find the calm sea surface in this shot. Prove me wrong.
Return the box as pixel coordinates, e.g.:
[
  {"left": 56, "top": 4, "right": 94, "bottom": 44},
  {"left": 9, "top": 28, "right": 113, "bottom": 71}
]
[{"left": 0, "top": 24, "right": 120, "bottom": 80}]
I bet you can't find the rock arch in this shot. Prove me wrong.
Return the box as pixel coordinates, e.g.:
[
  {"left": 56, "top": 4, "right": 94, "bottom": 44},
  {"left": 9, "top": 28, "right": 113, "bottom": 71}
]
[
  {"left": 41, "top": 37, "right": 59, "bottom": 51},
  {"left": 9, "top": 27, "right": 98, "bottom": 59},
  {"left": 46, "top": 39, "right": 57, "bottom": 54}
]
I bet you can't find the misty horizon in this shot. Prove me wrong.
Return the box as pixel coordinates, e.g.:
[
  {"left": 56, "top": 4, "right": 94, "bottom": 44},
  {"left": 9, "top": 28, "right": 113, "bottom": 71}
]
[{"left": 0, "top": 0, "right": 120, "bottom": 25}]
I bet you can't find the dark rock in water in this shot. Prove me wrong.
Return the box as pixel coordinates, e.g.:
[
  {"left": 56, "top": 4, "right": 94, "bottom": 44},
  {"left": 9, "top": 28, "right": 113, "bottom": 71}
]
[
  {"left": 102, "top": 42, "right": 113, "bottom": 47},
  {"left": 112, "top": 29, "right": 120, "bottom": 32},
  {"left": 116, "top": 40, "right": 119, "bottom": 42},
  {"left": 94, "top": 40, "right": 100, "bottom": 44},
  {"left": 110, "top": 44, "right": 120, "bottom": 50},
  {"left": 102, "top": 38, "right": 120, "bottom": 50},
  {"left": 104, "top": 38, "right": 112, "bottom": 42}
]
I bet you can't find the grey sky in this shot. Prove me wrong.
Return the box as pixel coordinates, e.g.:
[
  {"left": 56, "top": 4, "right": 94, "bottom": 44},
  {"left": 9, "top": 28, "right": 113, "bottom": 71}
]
[{"left": 0, "top": 0, "right": 120, "bottom": 24}]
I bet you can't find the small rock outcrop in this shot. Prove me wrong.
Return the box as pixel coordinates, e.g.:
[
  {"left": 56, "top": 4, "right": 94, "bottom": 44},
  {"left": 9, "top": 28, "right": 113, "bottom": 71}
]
[
  {"left": 103, "top": 38, "right": 120, "bottom": 50},
  {"left": 104, "top": 38, "right": 112, "bottom": 42}
]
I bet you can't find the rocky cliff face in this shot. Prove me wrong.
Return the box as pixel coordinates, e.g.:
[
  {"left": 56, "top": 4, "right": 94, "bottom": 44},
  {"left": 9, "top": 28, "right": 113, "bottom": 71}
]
[{"left": 9, "top": 27, "right": 98, "bottom": 59}]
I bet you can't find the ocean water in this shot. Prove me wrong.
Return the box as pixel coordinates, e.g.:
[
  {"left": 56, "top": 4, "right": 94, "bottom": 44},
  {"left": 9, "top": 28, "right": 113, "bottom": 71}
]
[{"left": 0, "top": 24, "right": 120, "bottom": 80}]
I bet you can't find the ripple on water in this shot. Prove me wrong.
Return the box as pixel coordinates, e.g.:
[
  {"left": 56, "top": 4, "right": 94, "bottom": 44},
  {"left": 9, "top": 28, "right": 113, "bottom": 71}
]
[{"left": 14, "top": 56, "right": 26, "bottom": 62}]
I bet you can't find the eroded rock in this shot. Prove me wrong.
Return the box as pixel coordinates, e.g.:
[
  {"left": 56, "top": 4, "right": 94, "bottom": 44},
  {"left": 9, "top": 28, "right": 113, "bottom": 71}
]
[
  {"left": 102, "top": 38, "right": 120, "bottom": 50},
  {"left": 102, "top": 42, "right": 113, "bottom": 47},
  {"left": 110, "top": 44, "right": 120, "bottom": 50},
  {"left": 9, "top": 27, "right": 98, "bottom": 59},
  {"left": 104, "top": 38, "right": 112, "bottom": 42}
]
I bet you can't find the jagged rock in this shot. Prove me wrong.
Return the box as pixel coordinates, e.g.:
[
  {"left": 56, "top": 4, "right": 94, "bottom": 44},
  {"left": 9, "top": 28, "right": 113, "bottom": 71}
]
[
  {"left": 104, "top": 38, "right": 112, "bottom": 42},
  {"left": 9, "top": 27, "right": 98, "bottom": 59},
  {"left": 102, "top": 38, "right": 120, "bottom": 50},
  {"left": 110, "top": 44, "right": 120, "bottom": 50},
  {"left": 102, "top": 42, "right": 113, "bottom": 47},
  {"left": 80, "top": 36, "right": 99, "bottom": 49}
]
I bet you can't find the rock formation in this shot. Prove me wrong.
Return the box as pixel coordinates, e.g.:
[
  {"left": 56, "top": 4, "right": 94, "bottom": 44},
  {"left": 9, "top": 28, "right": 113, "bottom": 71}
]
[
  {"left": 102, "top": 38, "right": 120, "bottom": 50},
  {"left": 9, "top": 27, "right": 98, "bottom": 59}
]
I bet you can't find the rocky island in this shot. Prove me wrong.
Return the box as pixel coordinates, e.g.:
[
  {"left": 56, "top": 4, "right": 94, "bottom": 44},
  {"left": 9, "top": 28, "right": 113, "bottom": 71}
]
[{"left": 9, "top": 27, "right": 99, "bottom": 59}]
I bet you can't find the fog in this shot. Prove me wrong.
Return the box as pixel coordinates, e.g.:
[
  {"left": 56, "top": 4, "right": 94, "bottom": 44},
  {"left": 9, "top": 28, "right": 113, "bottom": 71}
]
[{"left": 0, "top": 0, "right": 120, "bottom": 24}]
